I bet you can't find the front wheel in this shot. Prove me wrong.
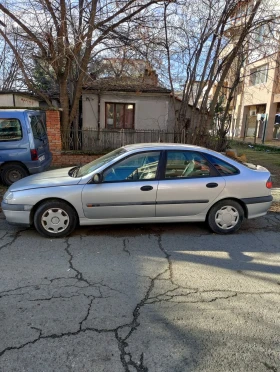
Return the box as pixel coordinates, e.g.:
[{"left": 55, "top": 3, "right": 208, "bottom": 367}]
[
  {"left": 207, "top": 200, "right": 244, "bottom": 234},
  {"left": 34, "top": 200, "right": 78, "bottom": 238}
]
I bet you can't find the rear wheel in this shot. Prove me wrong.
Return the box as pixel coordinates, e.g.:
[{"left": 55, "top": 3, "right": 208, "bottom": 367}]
[
  {"left": 34, "top": 200, "right": 78, "bottom": 238},
  {"left": 1, "top": 163, "right": 29, "bottom": 186},
  {"left": 207, "top": 200, "right": 244, "bottom": 234}
]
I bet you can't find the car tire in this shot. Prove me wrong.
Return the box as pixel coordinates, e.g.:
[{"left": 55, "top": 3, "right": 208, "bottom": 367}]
[
  {"left": 207, "top": 199, "right": 244, "bottom": 234},
  {"left": 1, "top": 163, "right": 29, "bottom": 186},
  {"left": 34, "top": 200, "right": 78, "bottom": 238}
]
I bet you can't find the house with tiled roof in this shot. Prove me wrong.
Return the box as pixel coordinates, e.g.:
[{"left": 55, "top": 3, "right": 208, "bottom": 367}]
[{"left": 82, "top": 69, "right": 178, "bottom": 131}]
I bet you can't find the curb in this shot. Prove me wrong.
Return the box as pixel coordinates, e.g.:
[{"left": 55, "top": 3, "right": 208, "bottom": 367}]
[{"left": 272, "top": 188, "right": 280, "bottom": 202}]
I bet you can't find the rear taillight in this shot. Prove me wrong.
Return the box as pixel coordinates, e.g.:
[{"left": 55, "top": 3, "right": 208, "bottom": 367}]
[
  {"left": 30, "top": 149, "right": 38, "bottom": 161},
  {"left": 266, "top": 177, "right": 273, "bottom": 189}
]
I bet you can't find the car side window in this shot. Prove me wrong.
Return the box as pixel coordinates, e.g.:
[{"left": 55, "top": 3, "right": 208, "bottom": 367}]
[
  {"left": 0, "top": 119, "right": 22, "bottom": 141},
  {"left": 206, "top": 154, "right": 239, "bottom": 176},
  {"left": 165, "top": 151, "right": 211, "bottom": 179},
  {"left": 103, "top": 151, "right": 161, "bottom": 182}
]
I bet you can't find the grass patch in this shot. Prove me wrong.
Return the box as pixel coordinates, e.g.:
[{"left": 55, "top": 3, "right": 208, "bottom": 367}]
[
  {"left": 229, "top": 140, "right": 280, "bottom": 187},
  {"left": 230, "top": 140, "right": 280, "bottom": 153},
  {"left": 229, "top": 141, "right": 280, "bottom": 165}
]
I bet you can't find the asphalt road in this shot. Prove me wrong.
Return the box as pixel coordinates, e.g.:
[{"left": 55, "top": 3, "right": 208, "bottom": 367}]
[{"left": 0, "top": 213, "right": 279, "bottom": 372}]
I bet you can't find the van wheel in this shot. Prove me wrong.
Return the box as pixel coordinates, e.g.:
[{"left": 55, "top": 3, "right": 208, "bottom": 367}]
[
  {"left": 34, "top": 200, "right": 78, "bottom": 238},
  {"left": 207, "top": 200, "right": 244, "bottom": 234},
  {"left": 1, "top": 164, "right": 29, "bottom": 186}
]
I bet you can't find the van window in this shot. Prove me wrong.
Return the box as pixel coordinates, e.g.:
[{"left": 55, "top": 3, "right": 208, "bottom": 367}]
[
  {"left": 29, "top": 115, "right": 47, "bottom": 139},
  {"left": 0, "top": 119, "right": 23, "bottom": 141}
]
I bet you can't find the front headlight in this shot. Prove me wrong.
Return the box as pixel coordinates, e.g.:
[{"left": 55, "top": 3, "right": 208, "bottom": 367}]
[{"left": 3, "top": 191, "right": 14, "bottom": 202}]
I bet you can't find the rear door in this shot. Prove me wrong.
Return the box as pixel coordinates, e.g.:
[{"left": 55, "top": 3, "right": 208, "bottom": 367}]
[
  {"left": 156, "top": 150, "right": 226, "bottom": 217},
  {"left": 28, "top": 112, "right": 51, "bottom": 162}
]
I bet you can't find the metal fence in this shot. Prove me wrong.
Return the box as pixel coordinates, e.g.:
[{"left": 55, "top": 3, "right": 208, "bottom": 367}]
[{"left": 61, "top": 129, "right": 186, "bottom": 153}]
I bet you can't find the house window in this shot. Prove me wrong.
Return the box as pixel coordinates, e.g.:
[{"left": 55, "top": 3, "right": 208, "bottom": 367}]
[
  {"left": 255, "top": 25, "right": 267, "bottom": 43},
  {"left": 105, "top": 103, "right": 135, "bottom": 129},
  {"left": 249, "top": 64, "right": 268, "bottom": 86}
]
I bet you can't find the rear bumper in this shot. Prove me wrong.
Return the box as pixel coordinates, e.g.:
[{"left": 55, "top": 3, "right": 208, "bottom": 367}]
[
  {"left": 1, "top": 201, "right": 31, "bottom": 226},
  {"left": 241, "top": 196, "right": 273, "bottom": 219},
  {"left": 27, "top": 154, "right": 52, "bottom": 175}
]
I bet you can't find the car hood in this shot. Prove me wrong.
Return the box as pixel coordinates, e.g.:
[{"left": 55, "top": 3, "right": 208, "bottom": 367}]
[{"left": 10, "top": 167, "right": 81, "bottom": 191}]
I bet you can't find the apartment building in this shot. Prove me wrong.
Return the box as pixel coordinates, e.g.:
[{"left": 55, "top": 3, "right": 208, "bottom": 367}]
[
  {"left": 232, "top": 53, "right": 280, "bottom": 140},
  {"left": 225, "top": 0, "right": 280, "bottom": 140}
]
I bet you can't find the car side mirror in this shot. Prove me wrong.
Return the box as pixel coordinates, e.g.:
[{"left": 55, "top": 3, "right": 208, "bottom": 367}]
[{"left": 93, "top": 173, "right": 103, "bottom": 184}]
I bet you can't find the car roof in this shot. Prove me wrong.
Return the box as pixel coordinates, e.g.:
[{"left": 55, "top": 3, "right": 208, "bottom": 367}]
[{"left": 123, "top": 143, "right": 210, "bottom": 152}]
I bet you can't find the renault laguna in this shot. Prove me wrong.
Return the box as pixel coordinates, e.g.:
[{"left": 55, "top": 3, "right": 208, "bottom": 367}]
[{"left": 1, "top": 143, "right": 273, "bottom": 238}]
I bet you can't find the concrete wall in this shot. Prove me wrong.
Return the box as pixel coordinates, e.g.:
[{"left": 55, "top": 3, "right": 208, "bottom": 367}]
[
  {"left": 274, "top": 93, "right": 280, "bottom": 103},
  {"left": 14, "top": 95, "right": 39, "bottom": 107},
  {"left": 82, "top": 94, "right": 99, "bottom": 129},
  {"left": 0, "top": 94, "right": 39, "bottom": 108},
  {"left": 0, "top": 94, "right": 14, "bottom": 106},
  {"left": 82, "top": 92, "right": 174, "bottom": 131}
]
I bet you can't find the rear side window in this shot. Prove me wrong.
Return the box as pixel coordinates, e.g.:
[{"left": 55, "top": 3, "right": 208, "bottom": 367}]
[
  {"left": 0, "top": 118, "right": 22, "bottom": 141},
  {"left": 165, "top": 150, "right": 211, "bottom": 178},
  {"left": 29, "top": 115, "right": 47, "bottom": 139},
  {"left": 206, "top": 154, "right": 239, "bottom": 176}
]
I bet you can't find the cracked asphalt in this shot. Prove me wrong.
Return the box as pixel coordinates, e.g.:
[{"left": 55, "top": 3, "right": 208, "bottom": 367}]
[{"left": 0, "top": 212, "right": 279, "bottom": 372}]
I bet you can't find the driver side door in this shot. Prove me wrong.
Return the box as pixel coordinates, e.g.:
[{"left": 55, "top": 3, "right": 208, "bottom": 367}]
[{"left": 82, "top": 151, "right": 161, "bottom": 220}]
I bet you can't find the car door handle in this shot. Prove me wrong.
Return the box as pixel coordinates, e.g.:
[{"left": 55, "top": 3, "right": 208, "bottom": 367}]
[
  {"left": 140, "top": 185, "right": 153, "bottom": 191},
  {"left": 206, "top": 182, "right": 218, "bottom": 188}
]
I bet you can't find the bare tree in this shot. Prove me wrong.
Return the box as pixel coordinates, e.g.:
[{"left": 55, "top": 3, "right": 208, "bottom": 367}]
[
  {"left": 159, "top": 0, "right": 280, "bottom": 150},
  {"left": 0, "top": 0, "right": 164, "bottom": 130},
  {"left": 0, "top": 17, "right": 24, "bottom": 90}
]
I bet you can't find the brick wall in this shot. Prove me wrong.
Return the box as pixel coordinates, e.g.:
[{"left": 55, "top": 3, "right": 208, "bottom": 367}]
[
  {"left": 46, "top": 110, "right": 62, "bottom": 165},
  {"left": 55, "top": 153, "right": 100, "bottom": 167},
  {"left": 46, "top": 110, "right": 100, "bottom": 167}
]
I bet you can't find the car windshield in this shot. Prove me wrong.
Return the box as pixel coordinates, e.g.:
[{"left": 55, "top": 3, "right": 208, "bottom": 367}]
[{"left": 75, "top": 147, "right": 127, "bottom": 177}]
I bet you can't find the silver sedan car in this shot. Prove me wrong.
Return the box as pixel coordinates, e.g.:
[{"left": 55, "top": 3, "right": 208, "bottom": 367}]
[{"left": 1, "top": 143, "right": 273, "bottom": 238}]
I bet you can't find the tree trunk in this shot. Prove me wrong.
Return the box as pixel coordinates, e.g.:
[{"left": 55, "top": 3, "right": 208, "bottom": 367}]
[{"left": 59, "top": 77, "right": 69, "bottom": 132}]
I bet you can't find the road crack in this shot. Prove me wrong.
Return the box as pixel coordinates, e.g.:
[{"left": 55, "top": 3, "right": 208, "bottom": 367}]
[
  {"left": 64, "top": 238, "right": 90, "bottom": 285},
  {"left": 263, "top": 362, "right": 278, "bottom": 372},
  {"left": 0, "top": 229, "right": 28, "bottom": 252},
  {"left": 114, "top": 271, "right": 163, "bottom": 371},
  {"left": 123, "top": 239, "right": 131, "bottom": 256}
]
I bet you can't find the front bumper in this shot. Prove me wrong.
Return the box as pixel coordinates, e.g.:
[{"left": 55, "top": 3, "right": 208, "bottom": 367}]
[{"left": 1, "top": 201, "right": 32, "bottom": 226}]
